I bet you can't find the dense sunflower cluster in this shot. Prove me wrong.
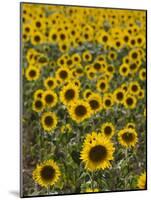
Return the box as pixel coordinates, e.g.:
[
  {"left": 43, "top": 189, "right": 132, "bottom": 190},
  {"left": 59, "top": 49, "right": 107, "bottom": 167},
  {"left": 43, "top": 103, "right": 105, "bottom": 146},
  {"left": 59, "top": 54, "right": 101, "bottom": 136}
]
[{"left": 22, "top": 3, "right": 146, "bottom": 196}]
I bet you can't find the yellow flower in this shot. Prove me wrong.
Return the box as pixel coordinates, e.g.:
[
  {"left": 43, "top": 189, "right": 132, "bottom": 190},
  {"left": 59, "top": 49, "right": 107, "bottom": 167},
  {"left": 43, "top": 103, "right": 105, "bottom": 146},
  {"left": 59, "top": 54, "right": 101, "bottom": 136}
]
[
  {"left": 137, "top": 172, "right": 146, "bottom": 189},
  {"left": 44, "top": 77, "right": 57, "bottom": 90},
  {"left": 103, "top": 94, "right": 114, "bottom": 109},
  {"left": 118, "top": 128, "right": 138, "bottom": 147},
  {"left": 32, "top": 159, "right": 61, "bottom": 188},
  {"left": 68, "top": 100, "right": 92, "bottom": 123},
  {"left": 33, "top": 89, "right": 44, "bottom": 99},
  {"left": 101, "top": 122, "right": 115, "bottom": 139},
  {"left": 97, "top": 79, "right": 109, "bottom": 93},
  {"left": 56, "top": 66, "right": 71, "bottom": 83},
  {"left": 87, "top": 93, "right": 102, "bottom": 114},
  {"left": 85, "top": 188, "right": 99, "bottom": 193},
  {"left": 41, "top": 112, "right": 57, "bottom": 132},
  {"left": 139, "top": 68, "right": 146, "bottom": 81},
  {"left": 60, "top": 83, "right": 79, "bottom": 106},
  {"left": 25, "top": 66, "right": 40, "bottom": 81},
  {"left": 124, "top": 94, "right": 137, "bottom": 109},
  {"left": 42, "top": 90, "right": 58, "bottom": 108},
  {"left": 32, "top": 98, "right": 45, "bottom": 112},
  {"left": 113, "top": 88, "right": 125, "bottom": 104},
  {"left": 80, "top": 132, "right": 115, "bottom": 171},
  {"left": 128, "top": 81, "right": 141, "bottom": 96}
]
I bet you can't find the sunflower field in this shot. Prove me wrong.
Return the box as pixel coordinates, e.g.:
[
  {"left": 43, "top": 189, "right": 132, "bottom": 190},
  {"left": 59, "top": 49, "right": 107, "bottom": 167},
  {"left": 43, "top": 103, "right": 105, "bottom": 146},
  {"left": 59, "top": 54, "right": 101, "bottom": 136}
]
[{"left": 21, "top": 3, "right": 147, "bottom": 197}]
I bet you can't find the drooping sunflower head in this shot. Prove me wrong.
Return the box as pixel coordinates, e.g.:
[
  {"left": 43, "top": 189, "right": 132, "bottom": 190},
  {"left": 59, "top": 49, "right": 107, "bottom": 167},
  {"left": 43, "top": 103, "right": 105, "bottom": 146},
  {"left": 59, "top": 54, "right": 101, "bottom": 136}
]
[
  {"left": 118, "top": 128, "right": 138, "bottom": 148},
  {"left": 87, "top": 93, "right": 102, "bottom": 114},
  {"left": 126, "top": 122, "right": 136, "bottom": 129},
  {"left": 41, "top": 112, "right": 57, "bottom": 132},
  {"left": 68, "top": 100, "right": 92, "bottom": 123},
  {"left": 80, "top": 132, "right": 115, "bottom": 171},
  {"left": 42, "top": 90, "right": 58, "bottom": 108},
  {"left": 25, "top": 66, "right": 40, "bottom": 81},
  {"left": 32, "top": 159, "right": 61, "bottom": 188},
  {"left": 137, "top": 172, "right": 146, "bottom": 189},
  {"left": 101, "top": 122, "right": 115, "bottom": 139},
  {"left": 60, "top": 83, "right": 79, "bottom": 106}
]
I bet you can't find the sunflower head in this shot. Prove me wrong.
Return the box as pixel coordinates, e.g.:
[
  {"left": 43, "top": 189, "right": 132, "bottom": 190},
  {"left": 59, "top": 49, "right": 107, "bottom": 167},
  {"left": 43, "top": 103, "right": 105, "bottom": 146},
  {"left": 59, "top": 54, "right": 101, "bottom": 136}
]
[
  {"left": 118, "top": 128, "right": 138, "bottom": 148},
  {"left": 32, "top": 159, "right": 61, "bottom": 188},
  {"left": 60, "top": 83, "right": 79, "bottom": 106},
  {"left": 25, "top": 66, "right": 40, "bottom": 81},
  {"left": 42, "top": 90, "right": 58, "bottom": 108},
  {"left": 101, "top": 122, "right": 115, "bottom": 139},
  {"left": 41, "top": 112, "right": 57, "bottom": 132},
  {"left": 68, "top": 100, "right": 92, "bottom": 123},
  {"left": 137, "top": 172, "right": 146, "bottom": 189},
  {"left": 80, "top": 132, "right": 115, "bottom": 171},
  {"left": 87, "top": 93, "right": 102, "bottom": 114}
]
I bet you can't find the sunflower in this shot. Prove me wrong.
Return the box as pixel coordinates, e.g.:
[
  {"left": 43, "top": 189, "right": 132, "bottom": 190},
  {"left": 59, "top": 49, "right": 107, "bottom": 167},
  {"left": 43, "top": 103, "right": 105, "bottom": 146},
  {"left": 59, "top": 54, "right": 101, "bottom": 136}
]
[
  {"left": 128, "top": 81, "right": 141, "bottom": 96},
  {"left": 85, "top": 188, "right": 99, "bottom": 193},
  {"left": 82, "top": 50, "right": 92, "bottom": 62},
  {"left": 32, "top": 98, "right": 45, "bottom": 112},
  {"left": 138, "top": 89, "right": 145, "bottom": 99},
  {"left": 60, "top": 83, "right": 79, "bottom": 106},
  {"left": 41, "top": 112, "right": 57, "bottom": 132},
  {"left": 42, "top": 90, "right": 58, "bottom": 108},
  {"left": 87, "top": 93, "right": 102, "bottom": 114},
  {"left": 126, "top": 122, "right": 136, "bottom": 129},
  {"left": 119, "top": 64, "right": 130, "bottom": 77},
  {"left": 25, "top": 66, "right": 40, "bottom": 81},
  {"left": 97, "top": 79, "right": 109, "bottom": 93},
  {"left": 139, "top": 68, "right": 146, "bottom": 81},
  {"left": 118, "top": 128, "right": 138, "bottom": 147},
  {"left": 68, "top": 100, "right": 92, "bottom": 123},
  {"left": 80, "top": 132, "right": 115, "bottom": 171},
  {"left": 124, "top": 94, "right": 137, "bottom": 109},
  {"left": 101, "top": 122, "right": 115, "bottom": 139},
  {"left": 56, "top": 66, "right": 71, "bottom": 83},
  {"left": 113, "top": 88, "right": 125, "bottom": 104},
  {"left": 44, "top": 77, "right": 57, "bottom": 90},
  {"left": 34, "top": 89, "right": 44, "bottom": 99},
  {"left": 83, "top": 89, "right": 92, "bottom": 99},
  {"left": 32, "top": 159, "right": 61, "bottom": 188},
  {"left": 103, "top": 94, "right": 114, "bottom": 109},
  {"left": 137, "top": 172, "right": 146, "bottom": 189},
  {"left": 61, "top": 124, "right": 72, "bottom": 134}
]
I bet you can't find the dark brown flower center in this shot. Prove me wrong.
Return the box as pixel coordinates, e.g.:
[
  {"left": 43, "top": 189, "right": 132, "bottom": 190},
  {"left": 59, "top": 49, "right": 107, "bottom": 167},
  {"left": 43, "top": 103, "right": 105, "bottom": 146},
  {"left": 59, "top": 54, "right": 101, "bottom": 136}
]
[
  {"left": 126, "top": 97, "right": 133, "bottom": 106},
  {"left": 75, "top": 105, "right": 87, "bottom": 117},
  {"left": 122, "top": 132, "right": 134, "bottom": 143},
  {"left": 29, "top": 70, "right": 36, "bottom": 77},
  {"left": 44, "top": 116, "right": 53, "bottom": 126},
  {"left": 104, "top": 126, "right": 112, "bottom": 135},
  {"left": 40, "top": 166, "right": 55, "bottom": 181},
  {"left": 105, "top": 99, "right": 111, "bottom": 106},
  {"left": 89, "top": 145, "right": 107, "bottom": 162},
  {"left": 89, "top": 100, "right": 99, "bottom": 110},
  {"left": 35, "top": 100, "right": 42, "bottom": 109},
  {"left": 45, "top": 94, "right": 54, "bottom": 104},
  {"left": 59, "top": 70, "right": 68, "bottom": 79},
  {"left": 117, "top": 92, "right": 124, "bottom": 100},
  {"left": 132, "top": 85, "right": 138, "bottom": 92},
  {"left": 65, "top": 89, "right": 75, "bottom": 100}
]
